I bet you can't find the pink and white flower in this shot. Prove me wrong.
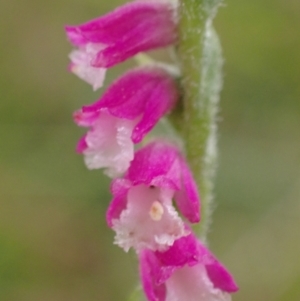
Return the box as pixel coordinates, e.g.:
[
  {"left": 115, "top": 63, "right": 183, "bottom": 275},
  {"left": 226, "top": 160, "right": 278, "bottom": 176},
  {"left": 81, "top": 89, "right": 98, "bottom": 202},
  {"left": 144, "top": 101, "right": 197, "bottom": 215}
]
[
  {"left": 74, "top": 67, "right": 178, "bottom": 177},
  {"left": 106, "top": 141, "right": 201, "bottom": 252},
  {"left": 65, "top": 0, "right": 178, "bottom": 89},
  {"left": 139, "top": 232, "right": 238, "bottom": 301}
]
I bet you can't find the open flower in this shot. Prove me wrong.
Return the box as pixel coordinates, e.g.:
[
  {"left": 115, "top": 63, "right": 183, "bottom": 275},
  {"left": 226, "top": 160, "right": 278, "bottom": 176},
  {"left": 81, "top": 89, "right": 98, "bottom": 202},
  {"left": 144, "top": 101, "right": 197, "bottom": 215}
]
[
  {"left": 65, "top": 0, "right": 178, "bottom": 89},
  {"left": 139, "top": 232, "right": 238, "bottom": 301},
  {"left": 74, "top": 67, "right": 178, "bottom": 177},
  {"left": 106, "top": 141, "right": 201, "bottom": 252}
]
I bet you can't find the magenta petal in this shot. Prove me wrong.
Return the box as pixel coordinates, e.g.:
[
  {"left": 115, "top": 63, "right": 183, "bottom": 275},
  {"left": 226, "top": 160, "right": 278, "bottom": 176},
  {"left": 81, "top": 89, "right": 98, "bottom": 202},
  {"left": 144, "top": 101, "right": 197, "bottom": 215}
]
[
  {"left": 199, "top": 236, "right": 239, "bottom": 294},
  {"left": 205, "top": 260, "right": 239, "bottom": 293},
  {"left": 106, "top": 179, "right": 132, "bottom": 227},
  {"left": 65, "top": 1, "right": 177, "bottom": 67},
  {"left": 154, "top": 233, "right": 199, "bottom": 269},
  {"left": 130, "top": 71, "right": 178, "bottom": 143},
  {"left": 125, "top": 141, "right": 182, "bottom": 190},
  {"left": 140, "top": 250, "right": 166, "bottom": 301},
  {"left": 84, "top": 67, "right": 163, "bottom": 118},
  {"left": 174, "top": 157, "right": 201, "bottom": 223},
  {"left": 83, "top": 67, "right": 177, "bottom": 133},
  {"left": 80, "top": 67, "right": 177, "bottom": 143},
  {"left": 195, "top": 238, "right": 239, "bottom": 293}
]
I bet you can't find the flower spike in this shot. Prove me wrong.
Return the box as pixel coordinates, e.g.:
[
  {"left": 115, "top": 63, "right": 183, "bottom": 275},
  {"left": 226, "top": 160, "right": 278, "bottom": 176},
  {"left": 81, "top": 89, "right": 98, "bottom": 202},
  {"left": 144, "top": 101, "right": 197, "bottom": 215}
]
[
  {"left": 74, "top": 67, "right": 178, "bottom": 177},
  {"left": 65, "top": 0, "right": 178, "bottom": 89},
  {"left": 106, "top": 141, "right": 201, "bottom": 252},
  {"left": 139, "top": 232, "right": 238, "bottom": 301}
]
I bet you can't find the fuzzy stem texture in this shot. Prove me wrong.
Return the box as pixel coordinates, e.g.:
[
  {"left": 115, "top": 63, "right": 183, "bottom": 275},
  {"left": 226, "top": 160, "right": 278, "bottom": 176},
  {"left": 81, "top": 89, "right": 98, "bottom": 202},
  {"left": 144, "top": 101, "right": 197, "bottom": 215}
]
[{"left": 176, "top": 0, "right": 223, "bottom": 240}]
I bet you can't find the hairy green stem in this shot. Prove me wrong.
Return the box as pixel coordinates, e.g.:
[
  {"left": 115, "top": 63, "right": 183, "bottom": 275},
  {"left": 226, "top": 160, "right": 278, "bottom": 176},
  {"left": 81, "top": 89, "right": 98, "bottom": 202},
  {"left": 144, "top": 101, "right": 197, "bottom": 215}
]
[{"left": 176, "top": 0, "right": 223, "bottom": 240}]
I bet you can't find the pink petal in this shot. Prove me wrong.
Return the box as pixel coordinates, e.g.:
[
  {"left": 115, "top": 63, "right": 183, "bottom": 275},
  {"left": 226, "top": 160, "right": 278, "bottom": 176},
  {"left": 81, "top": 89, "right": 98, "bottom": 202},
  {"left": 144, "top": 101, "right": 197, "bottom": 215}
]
[
  {"left": 130, "top": 70, "right": 178, "bottom": 143},
  {"left": 174, "top": 157, "right": 201, "bottom": 223},
  {"left": 154, "top": 233, "right": 199, "bottom": 271},
  {"left": 83, "top": 67, "right": 163, "bottom": 118},
  {"left": 202, "top": 251, "right": 239, "bottom": 293},
  {"left": 205, "top": 263, "right": 239, "bottom": 294},
  {"left": 125, "top": 141, "right": 182, "bottom": 190},
  {"left": 65, "top": 0, "right": 177, "bottom": 67},
  {"left": 82, "top": 67, "right": 178, "bottom": 143},
  {"left": 106, "top": 178, "right": 132, "bottom": 227},
  {"left": 140, "top": 249, "right": 167, "bottom": 301}
]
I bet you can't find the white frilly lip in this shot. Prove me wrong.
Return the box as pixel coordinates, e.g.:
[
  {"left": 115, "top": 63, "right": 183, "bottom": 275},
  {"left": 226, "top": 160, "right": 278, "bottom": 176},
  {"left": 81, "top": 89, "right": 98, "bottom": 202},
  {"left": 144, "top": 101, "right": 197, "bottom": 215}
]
[
  {"left": 112, "top": 184, "right": 188, "bottom": 252},
  {"left": 69, "top": 43, "right": 107, "bottom": 91},
  {"left": 82, "top": 110, "right": 135, "bottom": 177}
]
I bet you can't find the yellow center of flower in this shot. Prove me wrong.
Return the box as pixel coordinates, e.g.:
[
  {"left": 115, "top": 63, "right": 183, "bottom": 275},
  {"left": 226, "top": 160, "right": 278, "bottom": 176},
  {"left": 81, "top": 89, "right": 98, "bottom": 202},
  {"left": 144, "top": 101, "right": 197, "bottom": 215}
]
[{"left": 149, "top": 201, "right": 164, "bottom": 221}]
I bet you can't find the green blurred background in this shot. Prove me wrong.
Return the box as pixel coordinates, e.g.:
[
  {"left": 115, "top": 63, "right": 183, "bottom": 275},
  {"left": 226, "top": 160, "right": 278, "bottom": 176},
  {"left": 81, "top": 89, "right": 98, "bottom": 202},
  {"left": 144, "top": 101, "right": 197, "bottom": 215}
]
[{"left": 0, "top": 0, "right": 299, "bottom": 300}]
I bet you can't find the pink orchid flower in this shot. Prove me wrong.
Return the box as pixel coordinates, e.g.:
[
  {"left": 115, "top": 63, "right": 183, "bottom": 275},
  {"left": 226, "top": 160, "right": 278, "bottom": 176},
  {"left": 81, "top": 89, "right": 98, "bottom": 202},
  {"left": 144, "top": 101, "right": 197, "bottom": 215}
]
[
  {"left": 74, "top": 67, "right": 178, "bottom": 177},
  {"left": 139, "top": 232, "right": 238, "bottom": 301},
  {"left": 106, "top": 141, "right": 201, "bottom": 252},
  {"left": 65, "top": 0, "right": 178, "bottom": 90}
]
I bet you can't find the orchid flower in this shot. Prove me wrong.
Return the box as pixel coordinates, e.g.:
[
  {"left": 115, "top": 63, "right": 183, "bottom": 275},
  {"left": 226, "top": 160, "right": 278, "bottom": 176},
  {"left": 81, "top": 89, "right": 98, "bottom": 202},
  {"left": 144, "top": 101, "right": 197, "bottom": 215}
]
[
  {"left": 65, "top": 0, "right": 178, "bottom": 90},
  {"left": 139, "top": 232, "right": 238, "bottom": 301},
  {"left": 106, "top": 141, "right": 201, "bottom": 252},
  {"left": 74, "top": 67, "right": 178, "bottom": 177}
]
